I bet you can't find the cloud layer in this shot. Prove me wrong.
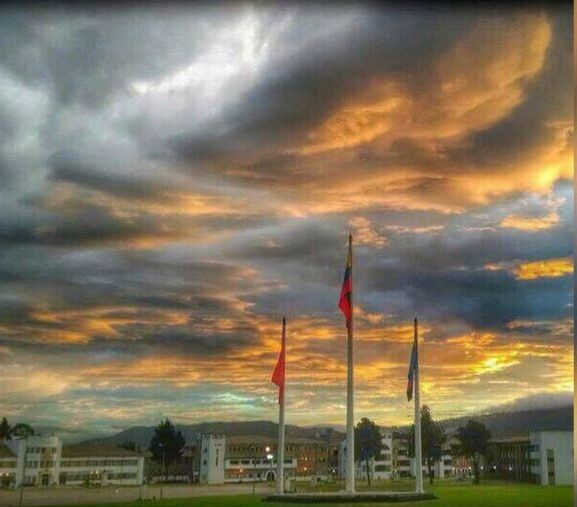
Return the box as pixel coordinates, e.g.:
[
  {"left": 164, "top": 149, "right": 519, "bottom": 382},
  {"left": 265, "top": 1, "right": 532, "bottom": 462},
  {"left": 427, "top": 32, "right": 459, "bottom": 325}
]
[{"left": 0, "top": 3, "right": 572, "bottom": 436}]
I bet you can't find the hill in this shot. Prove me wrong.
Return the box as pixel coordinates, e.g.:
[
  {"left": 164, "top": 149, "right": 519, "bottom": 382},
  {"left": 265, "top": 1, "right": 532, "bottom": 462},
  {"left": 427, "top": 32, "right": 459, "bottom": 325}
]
[
  {"left": 82, "top": 405, "right": 572, "bottom": 448},
  {"left": 384, "top": 405, "right": 573, "bottom": 437},
  {"left": 84, "top": 420, "right": 344, "bottom": 448},
  {"left": 440, "top": 405, "right": 573, "bottom": 436}
]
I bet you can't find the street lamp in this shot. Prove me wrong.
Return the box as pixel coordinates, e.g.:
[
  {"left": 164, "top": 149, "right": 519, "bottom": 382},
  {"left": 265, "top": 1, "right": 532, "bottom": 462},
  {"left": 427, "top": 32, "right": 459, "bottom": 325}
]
[
  {"left": 266, "top": 453, "right": 274, "bottom": 482},
  {"left": 159, "top": 444, "right": 166, "bottom": 500},
  {"left": 250, "top": 446, "right": 256, "bottom": 495}
]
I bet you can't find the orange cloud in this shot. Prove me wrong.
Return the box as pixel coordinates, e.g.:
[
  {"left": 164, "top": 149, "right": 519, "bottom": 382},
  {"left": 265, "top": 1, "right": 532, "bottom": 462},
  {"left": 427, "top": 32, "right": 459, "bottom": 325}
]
[
  {"left": 513, "top": 257, "right": 573, "bottom": 280},
  {"left": 500, "top": 211, "right": 560, "bottom": 231},
  {"left": 484, "top": 257, "right": 573, "bottom": 280},
  {"left": 300, "top": 14, "right": 551, "bottom": 154},
  {"left": 281, "top": 14, "right": 568, "bottom": 217},
  {"left": 349, "top": 217, "right": 388, "bottom": 248}
]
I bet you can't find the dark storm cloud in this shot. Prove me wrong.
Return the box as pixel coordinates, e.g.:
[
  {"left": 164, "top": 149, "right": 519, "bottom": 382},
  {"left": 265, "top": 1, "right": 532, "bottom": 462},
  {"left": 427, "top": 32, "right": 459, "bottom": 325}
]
[
  {"left": 170, "top": 6, "right": 475, "bottom": 169},
  {"left": 445, "top": 11, "right": 573, "bottom": 170},
  {"left": 0, "top": 3, "right": 572, "bottom": 431},
  {"left": 0, "top": 246, "right": 268, "bottom": 355},
  {"left": 0, "top": 203, "right": 191, "bottom": 247},
  {"left": 49, "top": 152, "right": 173, "bottom": 201},
  {"left": 365, "top": 264, "right": 572, "bottom": 328}
]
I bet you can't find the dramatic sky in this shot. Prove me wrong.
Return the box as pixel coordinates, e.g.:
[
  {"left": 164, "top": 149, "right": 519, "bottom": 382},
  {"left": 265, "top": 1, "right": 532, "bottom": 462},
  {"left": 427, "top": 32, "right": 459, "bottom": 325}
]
[{"left": 0, "top": 2, "right": 573, "bottom": 439}]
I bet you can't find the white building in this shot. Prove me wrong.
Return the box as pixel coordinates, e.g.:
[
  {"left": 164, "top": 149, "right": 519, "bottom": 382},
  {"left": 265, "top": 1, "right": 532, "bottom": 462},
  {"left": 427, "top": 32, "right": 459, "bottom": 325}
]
[
  {"left": 224, "top": 456, "right": 297, "bottom": 483},
  {"left": 341, "top": 431, "right": 453, "bottom": 482},
  {"left": 59, "top": 443, "right": 145, "bottom": 486},
  {"left": 530, "top": 431, "right": 573, "bottom": 485},
  {"left": 198, "top": 434, "right": 225, "bottom": 485},
  {"left": 0, "top": 436, "right": 145, "bottom": 489},
  {"left": 194, "top": 434, "right": 299, "bottom": 485},
  {"left": 354, "top": 431, "right": 394, "bottom": 481},
  {"left": 372, "top": 432, "right": 393, "bottom": 480}
]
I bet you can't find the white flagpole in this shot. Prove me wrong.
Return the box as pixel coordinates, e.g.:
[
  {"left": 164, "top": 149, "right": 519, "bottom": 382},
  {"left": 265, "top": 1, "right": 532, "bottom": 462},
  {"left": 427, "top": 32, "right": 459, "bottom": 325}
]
[
  {"left": 346, "top": 232, "right": 355, "bottom": 494},
  {"left": 276, "top": 317, "right": 286, "bottom": 495},
  {"left": 414, "top": 318, "right": 424, "bottom": 494}
]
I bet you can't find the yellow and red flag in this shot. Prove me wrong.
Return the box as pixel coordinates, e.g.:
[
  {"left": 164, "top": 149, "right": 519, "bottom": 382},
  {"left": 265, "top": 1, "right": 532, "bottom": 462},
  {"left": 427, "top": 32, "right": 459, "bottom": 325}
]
[{"left": 338, "top": 233, "right": 353, "bottom": 327}]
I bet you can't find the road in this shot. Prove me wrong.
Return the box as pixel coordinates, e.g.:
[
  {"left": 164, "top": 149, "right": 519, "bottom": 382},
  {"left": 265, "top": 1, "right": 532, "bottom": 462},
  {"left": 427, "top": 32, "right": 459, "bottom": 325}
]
[{"left": 0, "top": 483, "right": 276, "bottom": 507}]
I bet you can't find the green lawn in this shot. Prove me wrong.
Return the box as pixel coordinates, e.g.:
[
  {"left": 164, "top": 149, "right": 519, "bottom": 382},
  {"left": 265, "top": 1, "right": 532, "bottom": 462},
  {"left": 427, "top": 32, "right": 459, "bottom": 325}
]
[{"left": 52, "top": 483, "right": 572, "bottom": 507}]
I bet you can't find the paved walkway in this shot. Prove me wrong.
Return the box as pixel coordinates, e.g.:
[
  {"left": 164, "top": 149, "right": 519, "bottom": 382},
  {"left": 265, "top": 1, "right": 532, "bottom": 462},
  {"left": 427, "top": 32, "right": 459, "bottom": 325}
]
[{"left": 0, "top": 483, "right": 275, "bottom": 507}]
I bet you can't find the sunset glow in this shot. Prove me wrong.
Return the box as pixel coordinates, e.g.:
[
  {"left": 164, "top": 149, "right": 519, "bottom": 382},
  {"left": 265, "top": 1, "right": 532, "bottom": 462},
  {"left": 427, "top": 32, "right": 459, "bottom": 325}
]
[{"left": 0, "top": 3, "right": 572, "bottom": 437}]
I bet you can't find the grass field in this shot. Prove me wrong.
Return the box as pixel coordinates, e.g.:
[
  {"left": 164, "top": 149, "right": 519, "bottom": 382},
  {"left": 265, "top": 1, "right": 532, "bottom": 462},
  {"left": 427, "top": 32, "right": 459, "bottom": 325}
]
[{"left": 51, "top": 483, "right": 572, "bottom": 507}]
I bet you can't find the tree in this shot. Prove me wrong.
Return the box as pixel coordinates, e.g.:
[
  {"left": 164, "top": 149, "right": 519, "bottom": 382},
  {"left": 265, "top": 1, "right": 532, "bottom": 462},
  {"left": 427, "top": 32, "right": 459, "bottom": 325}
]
[
  {"left": 0, "top": 418, "right": 11, "bottom": 440},
  {"left": 454, "top": 419, "right": 491, "bottom": 485},
  {"left": 406, "top": 405, "right": 447, "bottom": 485},
  {"left": 12, "top": 423, "right": 34, "bottom": 438},
  {"left": 354, "top": 418, "right": 383, "bottom": 486},
  {"left": 119, "top": 441, "right": 138, "bottom": 452},
  {"left": 149, "top": 419, "right": 185, "bottom": 481}
]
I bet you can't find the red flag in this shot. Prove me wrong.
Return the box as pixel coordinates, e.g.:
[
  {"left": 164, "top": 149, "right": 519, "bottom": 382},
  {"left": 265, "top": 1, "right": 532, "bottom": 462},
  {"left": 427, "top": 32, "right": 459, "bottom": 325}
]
[
  {"left": 271, "top": 318, "right": 286, "bottom": 404},
  {"left": 338, "top": 232, "right": 352, "bottom": 326}
]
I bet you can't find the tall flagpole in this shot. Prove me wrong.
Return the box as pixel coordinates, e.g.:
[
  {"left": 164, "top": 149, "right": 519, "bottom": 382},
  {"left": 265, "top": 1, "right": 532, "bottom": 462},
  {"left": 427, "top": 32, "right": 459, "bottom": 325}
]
[
  {"left": 276, "top": 317, "right": 286, "bottom": 495},
  {"left": 414, "top": 318, "right": 424, "bottom": 494},
  {"left": 346, "top": 232, "right": 355, "bottom": 494}
]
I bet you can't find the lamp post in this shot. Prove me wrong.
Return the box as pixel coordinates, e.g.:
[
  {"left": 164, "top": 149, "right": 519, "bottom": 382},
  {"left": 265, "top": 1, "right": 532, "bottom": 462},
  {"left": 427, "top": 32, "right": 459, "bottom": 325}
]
[
  {"left": 159, "top": 444, "right": 166, "bottom": 500},
  {"left": 266, "top": 447, "right": 274, "bottom": 483},
  {"left": 250, "top": 446, "right": 256, "bottom": 495}
]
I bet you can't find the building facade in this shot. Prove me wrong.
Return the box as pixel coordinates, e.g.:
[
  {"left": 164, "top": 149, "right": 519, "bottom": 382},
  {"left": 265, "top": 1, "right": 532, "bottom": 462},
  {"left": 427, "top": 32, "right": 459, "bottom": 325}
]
[
  {"left": 190, "top": 435, "right": 328, "bottom": 485},
  {"left": 0, "top": 436, "right": 145, "bottom": 489},
  {"left": 530, "top": 431, "right": 573, "bottom": 485},
  {"left": 342, "top": 430, "right": 452, "bottom": 482},
  {"left": 353, "top": 431, "right": 394, "bottom": 481},
  {"left": 485, "top": 435, "right": 533, "bottom": 483},
  {"left": 198, "top": 434, "right": 225, "bottom": 485},
  {"left": 339, "top": 431, "right": 454, "bottom": 480},
  {"left": 479, "top": 431, "right": 573, "bottom": 486}
]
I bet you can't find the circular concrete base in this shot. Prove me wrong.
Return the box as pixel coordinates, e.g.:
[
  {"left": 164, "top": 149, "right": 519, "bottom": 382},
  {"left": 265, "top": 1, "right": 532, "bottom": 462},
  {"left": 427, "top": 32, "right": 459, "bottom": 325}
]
[{"left": 263, "top": 492, "right": 436, "bottom": 503}]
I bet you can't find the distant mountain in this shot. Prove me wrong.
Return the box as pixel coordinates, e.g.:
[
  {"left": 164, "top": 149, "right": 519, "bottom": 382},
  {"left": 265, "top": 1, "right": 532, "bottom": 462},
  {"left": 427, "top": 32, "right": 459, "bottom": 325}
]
[
  {"left": 84, "top": 420, "right": 345, "bottom": 448},
  {"left": 81, "top": 405, "right": 572, "bottom": 447},
  {"left": 33, "top": 426, "right": 109, "bottom": 444},
  {"left": 440, "top": 405, "right": 573, "bottom": 437},
  {"left": 384, "top": 405, "right": 573, "bottom": 438}
]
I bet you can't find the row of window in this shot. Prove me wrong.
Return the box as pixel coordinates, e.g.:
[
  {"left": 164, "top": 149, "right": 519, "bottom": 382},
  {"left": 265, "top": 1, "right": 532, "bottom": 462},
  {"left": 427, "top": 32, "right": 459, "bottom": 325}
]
[
  {"left": 60, "top": 459, "right": 138, "bottom": 467},
  {"left": 227, "top": 445, "right": 324, "bottom": 453},
  {"left": 228, "top": 459, "right": 294, "bottom": 466},
  {"left": 0, "top": 461, "right": 16, "bottom": 468},
  {"left": 27, "top": 447, "right": 57, "bottom": 455},
  {"left": 60, "top": 472, "right": 137, "bottom": 481},
  {"left": 25, "top": 461, "right": 55, "bottom": 468}
]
